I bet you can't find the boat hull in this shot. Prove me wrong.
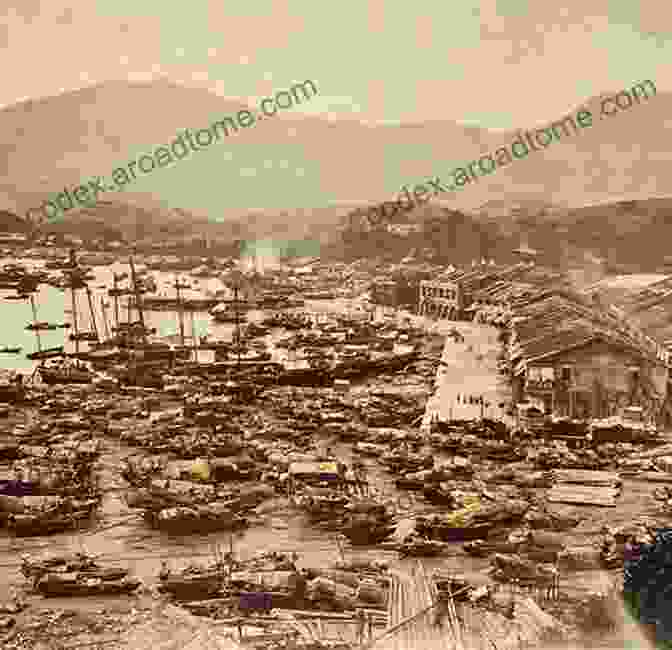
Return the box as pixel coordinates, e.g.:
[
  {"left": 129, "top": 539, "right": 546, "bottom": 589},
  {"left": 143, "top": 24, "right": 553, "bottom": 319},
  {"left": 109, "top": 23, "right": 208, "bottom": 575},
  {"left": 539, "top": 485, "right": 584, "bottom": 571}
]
[
  {"left": 8, "top": 511, "right": 95, "bottom": 537},
  {"left": 431, "top": 524, "right": 493, "bottom": 542},
  {"left": 146, "top": 509, "right": 248, "bottom": 534},
  {"left": 26, "top": 347, "right": 64, "bottom": 360},
  {"left": 40, "top": 369, "right": 93, "bottom": 385},
  {"left": 342, "top": 524, "right": 396, "bottom": 546},
  {"left": 37, "top": 576, "right": 141, "bottom": 597},
  {"left": 158, "top": 573, "right": 224, "bottom": 600}
]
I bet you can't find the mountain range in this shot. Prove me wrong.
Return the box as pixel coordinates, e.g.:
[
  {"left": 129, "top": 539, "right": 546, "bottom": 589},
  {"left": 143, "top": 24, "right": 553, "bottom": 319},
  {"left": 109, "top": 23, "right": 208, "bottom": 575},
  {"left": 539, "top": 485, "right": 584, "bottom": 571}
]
[{"left": 1, "top": 79, "right": 671, "bottom": 271}]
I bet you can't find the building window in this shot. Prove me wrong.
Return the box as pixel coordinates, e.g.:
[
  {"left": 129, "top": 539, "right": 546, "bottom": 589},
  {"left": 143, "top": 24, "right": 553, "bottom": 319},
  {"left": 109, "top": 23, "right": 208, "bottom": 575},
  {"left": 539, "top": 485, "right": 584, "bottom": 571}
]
[
  {"left": 528, "top": 367, "right": 542, "bottom": 381},
  {"left": 561, "top": 367, "right": 572, "bottom": 382}
]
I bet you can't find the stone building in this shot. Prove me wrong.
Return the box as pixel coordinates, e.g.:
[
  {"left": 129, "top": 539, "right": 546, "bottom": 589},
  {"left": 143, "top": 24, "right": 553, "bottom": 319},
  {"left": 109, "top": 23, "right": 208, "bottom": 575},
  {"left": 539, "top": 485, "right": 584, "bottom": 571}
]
[{"left": 418, "top": 278, "right": 463, "bottom": 319}]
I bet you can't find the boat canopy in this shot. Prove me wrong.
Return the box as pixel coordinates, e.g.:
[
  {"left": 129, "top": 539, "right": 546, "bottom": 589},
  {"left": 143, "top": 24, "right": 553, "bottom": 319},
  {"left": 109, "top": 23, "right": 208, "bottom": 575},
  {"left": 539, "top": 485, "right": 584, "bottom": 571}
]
[{"left": 289, "top": 461, "right": 338, "bottom": 476}]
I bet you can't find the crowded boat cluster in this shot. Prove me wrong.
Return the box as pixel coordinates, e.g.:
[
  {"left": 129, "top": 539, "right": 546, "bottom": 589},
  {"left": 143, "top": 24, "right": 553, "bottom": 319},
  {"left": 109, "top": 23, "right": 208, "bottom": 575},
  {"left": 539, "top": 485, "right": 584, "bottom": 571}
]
[{"left": 1, "top": 246, "right": 672, "bottom": 647}]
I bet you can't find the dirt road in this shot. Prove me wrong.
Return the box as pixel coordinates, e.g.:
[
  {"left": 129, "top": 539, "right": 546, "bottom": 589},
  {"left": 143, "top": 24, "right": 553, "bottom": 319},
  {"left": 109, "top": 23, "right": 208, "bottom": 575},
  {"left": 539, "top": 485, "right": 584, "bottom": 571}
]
[{"left": 422, "top": 321, "right": 513, "bottom": 429}]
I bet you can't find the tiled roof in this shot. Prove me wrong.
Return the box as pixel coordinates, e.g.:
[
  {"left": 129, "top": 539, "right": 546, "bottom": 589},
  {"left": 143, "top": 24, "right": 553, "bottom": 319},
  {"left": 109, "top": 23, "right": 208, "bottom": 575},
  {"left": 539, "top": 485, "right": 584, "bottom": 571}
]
[{"left": 509, "top": 292, "right": 661, "bottom": 371}]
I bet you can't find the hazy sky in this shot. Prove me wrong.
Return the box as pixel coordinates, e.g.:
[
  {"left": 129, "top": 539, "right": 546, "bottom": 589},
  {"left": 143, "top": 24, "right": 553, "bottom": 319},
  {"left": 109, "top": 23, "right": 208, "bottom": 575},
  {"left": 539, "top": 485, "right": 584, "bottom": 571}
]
[{"left": 2, "top": 0, "right": 671, "bottom": 130}]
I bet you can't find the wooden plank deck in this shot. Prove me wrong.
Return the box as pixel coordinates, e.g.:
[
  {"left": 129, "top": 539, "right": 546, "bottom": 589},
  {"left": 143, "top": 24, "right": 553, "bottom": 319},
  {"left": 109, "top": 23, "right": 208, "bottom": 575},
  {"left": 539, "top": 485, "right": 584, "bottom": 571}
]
[{"left": 372, "top": 563, "right": 464, "bottom": 650}]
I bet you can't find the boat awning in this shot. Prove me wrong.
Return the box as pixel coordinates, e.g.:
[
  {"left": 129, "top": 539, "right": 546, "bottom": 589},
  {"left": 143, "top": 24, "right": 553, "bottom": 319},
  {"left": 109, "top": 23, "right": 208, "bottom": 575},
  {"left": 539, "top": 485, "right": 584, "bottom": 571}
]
[{"left": 289, "top": 461, "right": 338, "bottom": 476}]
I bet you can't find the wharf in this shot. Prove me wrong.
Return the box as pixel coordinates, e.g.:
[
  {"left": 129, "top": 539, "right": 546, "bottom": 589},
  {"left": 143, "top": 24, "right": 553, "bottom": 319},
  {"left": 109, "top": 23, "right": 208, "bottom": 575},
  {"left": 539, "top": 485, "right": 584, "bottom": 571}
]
[{"left": 422, "top": 321, "right": 513, "bottom": 431}]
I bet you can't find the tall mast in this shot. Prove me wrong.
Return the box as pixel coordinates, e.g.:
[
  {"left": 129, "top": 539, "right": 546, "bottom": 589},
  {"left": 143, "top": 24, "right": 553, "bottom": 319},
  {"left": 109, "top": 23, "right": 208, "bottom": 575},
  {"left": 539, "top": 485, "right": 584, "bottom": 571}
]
[
  {"left": 113, "top": 274, "right": 120, "bottom": 330},
  {"left": 29, "top": 294, "right": 42, "bottom": 353},
  {"left": 101, "top": 297, "right": 110, "bottom": 340},
  {"left": 70, "top": 280, "right": 79, "bottom": 355},
  {"left": 190, "top": 309, "right": 197, "bottom": 361},
  {"left": 128, "top": 256, "right": 145, "bottom": 334},
  {"left": 67, "top": 250, "right": 80, "bottom": 356},
  {"left": 234, "top": 281, "right": 241, "bottom": 371},
  {"left": 86, "top": 285, "right": 99, "bottom": 341},
  {"left": 175, "top": 276, "right": 185, "bottom": 348}
]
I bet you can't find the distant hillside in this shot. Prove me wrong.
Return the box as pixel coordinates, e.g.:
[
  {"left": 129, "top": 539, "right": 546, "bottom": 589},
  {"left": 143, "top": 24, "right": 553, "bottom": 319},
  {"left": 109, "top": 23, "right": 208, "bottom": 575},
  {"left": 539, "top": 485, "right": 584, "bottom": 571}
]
[
  {"left": 338, "top": 202, "right": 518, "bottom": 265},
  {"left": 1, "top": 78, "right": 670, "bottom": 223},
  {"left": 1, "top": 77, "right": 670, "bottom": 271},
  {"left": 467, "top": 196, "right": 672, "bottom": 274},
  {"left": 333, "top": 195, "right": 672, "bottom": 272}
]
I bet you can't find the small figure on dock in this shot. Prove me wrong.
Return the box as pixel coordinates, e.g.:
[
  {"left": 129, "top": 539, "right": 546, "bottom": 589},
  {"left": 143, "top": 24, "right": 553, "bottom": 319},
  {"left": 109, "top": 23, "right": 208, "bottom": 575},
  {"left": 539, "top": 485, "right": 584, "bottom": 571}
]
[
  {"left": 356, "top": 608, "right": 366, "bottom": 645},
  {"left": 159, "top": 560, "right": 170, "bottom": 581},
  {"left": 366, "top": 611, "right": 374, "bottom": 640}
]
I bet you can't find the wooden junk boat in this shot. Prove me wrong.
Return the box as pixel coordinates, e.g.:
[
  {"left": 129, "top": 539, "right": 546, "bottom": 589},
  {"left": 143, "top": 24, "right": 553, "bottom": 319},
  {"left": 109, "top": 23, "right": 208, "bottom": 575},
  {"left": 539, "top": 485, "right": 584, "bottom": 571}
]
[
  {"left": 36, "top": 572, "right": 139, "bottom": 597},
  {"left": 158, "top": 566, "right": 227, "bottom": 600},
  {"left": 39, "top": 363, "right": 95, "bottom": 385},
  {"left": 297, "top": 488, "right": 351, "bottom": 523},
  {"left": 290, "top": 460, "right": 351, "bottom": 523},
  {"left": 26, "top": 346, "right": 64, "bottom": 360},
  {"left": 145, "top": 504, "right": 248, "bottom": 534},
  {"left": 27, "top": 322, "right": 69, "bottom": 331},
  {"left": 414, "top": 515, "right": 493, "bottom": 543},
  {"left": 211, "top": 302, "right": 249, "bottom": 323},
  {"left": 7, "top": 498, "right": 99, "bottom": 537},
  {"left": 21, "top": 552, "right": 140, "bottom": 597},
  {"left": 341, "top": 501, "right": 396, "bottom": 545},
  {"left": 397, "top": 536, "right": 450, "bottom": 558},
  {"left": 413, "top": 498, "right": 529, "bottom": 543},
  {"left": 261, "top": 313, "right": 311, "bottom": 329}
]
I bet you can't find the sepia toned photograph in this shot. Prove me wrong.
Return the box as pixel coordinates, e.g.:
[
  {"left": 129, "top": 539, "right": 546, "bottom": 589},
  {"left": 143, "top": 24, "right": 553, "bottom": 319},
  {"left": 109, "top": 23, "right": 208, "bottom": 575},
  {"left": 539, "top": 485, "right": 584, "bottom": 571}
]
[{"left": 0, "top": 2, "right": 671, "bottom": 649}]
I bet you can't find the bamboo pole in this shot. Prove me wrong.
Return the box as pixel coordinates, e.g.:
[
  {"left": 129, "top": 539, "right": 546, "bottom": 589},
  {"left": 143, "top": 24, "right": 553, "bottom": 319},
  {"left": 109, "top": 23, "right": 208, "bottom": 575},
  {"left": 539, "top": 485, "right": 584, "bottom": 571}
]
[
  {"left": 101, "top": 298, "right": 110, "bottom": 340},
  {"left": 71, "top": 278, "right": 79, "bottom": 355},
  {"left": 29, "top": 294, "right": 42, "bottom": 353},
  {"left": 113, "top": 275, "right": 120, "bottom": 330},
  {"left": 366, "top": 599, "right": 438, "bottom": 649},
  {"left": 86, "top": 285, "right": 99, "bottom": 340}
]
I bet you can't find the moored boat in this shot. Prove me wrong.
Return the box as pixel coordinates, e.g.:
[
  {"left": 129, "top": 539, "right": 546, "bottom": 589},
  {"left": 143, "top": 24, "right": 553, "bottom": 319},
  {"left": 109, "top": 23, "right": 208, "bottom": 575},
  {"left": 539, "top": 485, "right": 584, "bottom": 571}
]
[
  {"left": 36, "top": 573, "right": 141, "bottom": 597},
  {"left": 69, "top": 331, "right": 98, "bottom": 342},
  {"left": 398, "top": 537, "right": 450, "bottom": 557},
  {"left": 7, "top": 506, "right": 97, "bottom": 537},
  {"left": 26, "top": 346, "right": 64, "bottom": 360},
  {"left": 25, "top": 322, "right": 61, "bottom": 331},
  {"left": 145, "top": 504, "right": 248, "bottom": 534},
  {"left": 342, "top": 523, "right": 396, "bottom": 545},
  {"left": 39, "top": 364, "right": 95, "bottom": 385},
  {"left": 211, "top": 302, "right": 249, "bottom": 323},
  {"left": 415, "top": 516, "right": 494, "bottom": 543},
  {"left": 157, "top": 568, "right": 226, "bottom": 600},
  {"left": 341, "top": 500, "right": 396, "bottom": 545}
]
